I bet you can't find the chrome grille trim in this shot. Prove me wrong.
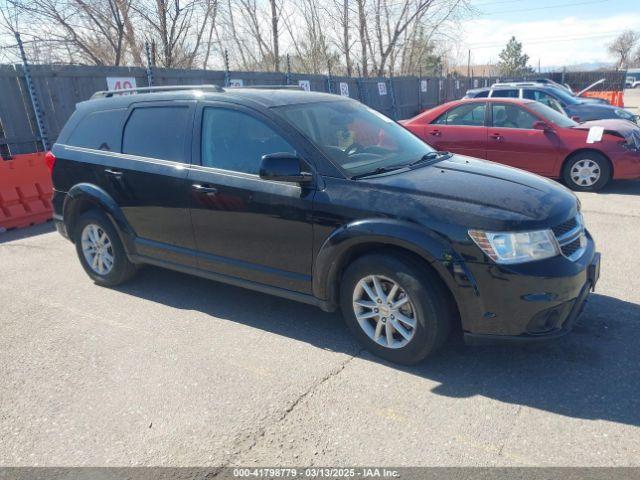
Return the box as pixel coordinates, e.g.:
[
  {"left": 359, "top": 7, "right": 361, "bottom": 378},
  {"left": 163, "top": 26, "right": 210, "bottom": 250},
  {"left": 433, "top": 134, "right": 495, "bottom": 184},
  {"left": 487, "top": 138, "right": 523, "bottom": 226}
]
[{"left": 553, "top": 214, "right": 587, "bottom": 261}]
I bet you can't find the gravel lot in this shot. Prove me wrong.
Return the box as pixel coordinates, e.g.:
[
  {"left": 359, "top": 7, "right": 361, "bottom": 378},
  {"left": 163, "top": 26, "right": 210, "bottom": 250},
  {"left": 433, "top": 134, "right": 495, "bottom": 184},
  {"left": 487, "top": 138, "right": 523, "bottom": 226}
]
[{"left": 1, "top": 179, "right": 639, "bottom": 467}]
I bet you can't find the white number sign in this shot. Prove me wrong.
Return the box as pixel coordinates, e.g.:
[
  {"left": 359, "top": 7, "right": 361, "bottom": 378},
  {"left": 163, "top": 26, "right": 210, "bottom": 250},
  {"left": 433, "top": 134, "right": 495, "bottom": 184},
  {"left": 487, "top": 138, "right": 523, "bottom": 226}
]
[
  {"left": 339, "top": 82, "right": 349, "bottom": 97},
  {"left": 378, "top": 81, "right": 387, "bottom": 96},
  {"left": 420, "top": 80, "right": 427, "bottom": 92},
  {"left": 106, "top": 77, "right": 137, "bottom": 94},
  {"left": 229, "top": 79, "right": 244, "bottom": 87},
  {"left": 298, "top": 80, "right": 311, "bottom": 91}
]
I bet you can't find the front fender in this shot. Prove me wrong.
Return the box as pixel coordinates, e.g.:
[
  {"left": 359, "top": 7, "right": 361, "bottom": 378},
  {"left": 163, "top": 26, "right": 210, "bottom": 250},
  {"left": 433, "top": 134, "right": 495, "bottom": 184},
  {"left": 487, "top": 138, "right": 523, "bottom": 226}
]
[
  {"left": 313, "top": 218, "right": 464, "bottom": 306},
  {"left": 63, "top": 183, "right": 135, "bottom": 253}
]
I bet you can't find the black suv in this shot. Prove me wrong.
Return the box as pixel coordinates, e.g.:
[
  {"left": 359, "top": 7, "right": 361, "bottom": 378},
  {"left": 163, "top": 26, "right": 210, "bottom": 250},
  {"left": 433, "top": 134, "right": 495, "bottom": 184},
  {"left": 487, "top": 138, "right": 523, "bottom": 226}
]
[{"left": 49, "top": 85, "right": 601, "bottom": 364}]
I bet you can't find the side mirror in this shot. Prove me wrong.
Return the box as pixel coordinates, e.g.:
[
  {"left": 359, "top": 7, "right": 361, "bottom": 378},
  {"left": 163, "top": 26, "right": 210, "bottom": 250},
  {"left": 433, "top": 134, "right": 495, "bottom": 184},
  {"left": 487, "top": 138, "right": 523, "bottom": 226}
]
[
  {"left": 259, "top": 153, "right": 313, "bottom": 184},
  {"left": 532, "top": 120, "right": 553, "bottom": 132},
  {"left": 571, "top": 116, "right": 581, "bottom": 123}
]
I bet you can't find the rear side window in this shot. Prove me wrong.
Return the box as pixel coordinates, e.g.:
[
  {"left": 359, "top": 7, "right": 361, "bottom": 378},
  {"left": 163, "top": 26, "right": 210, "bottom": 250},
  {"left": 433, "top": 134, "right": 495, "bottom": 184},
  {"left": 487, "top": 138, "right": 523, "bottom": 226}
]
[
  {"left": 474, "top": 90, "right": 489, "bottom": 98},
  {"left": 67, "top": 109, "right": 126, "bottom": 151},
  {"left": 433, "top": 103, "right": 486, "bottom": 126},
  {"left": 491, "top": 89, "right": 518, "bottom": 98},
  {"left": 122, "top": 106, "right": 190, "bottom": 162},
  {"left": 201, "top": 108, "right": 294, "bottom": 174}
]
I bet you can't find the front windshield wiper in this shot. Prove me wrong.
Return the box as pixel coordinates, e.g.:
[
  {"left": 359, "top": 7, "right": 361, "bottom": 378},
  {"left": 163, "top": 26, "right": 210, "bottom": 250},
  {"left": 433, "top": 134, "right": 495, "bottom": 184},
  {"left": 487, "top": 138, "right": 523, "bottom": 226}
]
[
  {"left": 408, "top": 151, "right": 452, "bottom": 167},
  {"left": 351, "top": 165, "right": 406, "bottom": 180}
]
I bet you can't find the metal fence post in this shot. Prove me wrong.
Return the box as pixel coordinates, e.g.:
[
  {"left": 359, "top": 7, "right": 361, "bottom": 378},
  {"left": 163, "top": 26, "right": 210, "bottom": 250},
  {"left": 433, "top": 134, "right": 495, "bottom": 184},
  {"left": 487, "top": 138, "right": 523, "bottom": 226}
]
[
  {"left": 388, "top": 76, "right": 398, "bottom": 120},
  {"left": 224, "top": 49, "right": 231, "bottom": 87},
  {"left": 15, "top": 32, "right": 48, "bottom": 151},
  {"left": 285, "top": 54, "right": 292, "bottom": 85},
  {"left": 145, "top": 41, "right": 154, "bottom": 86},
  {"left": 326, "top": 60, "right": 334, "bottom": 94},
  {"left": 418, "top": 67, "right": 423, "bottom": 112}
]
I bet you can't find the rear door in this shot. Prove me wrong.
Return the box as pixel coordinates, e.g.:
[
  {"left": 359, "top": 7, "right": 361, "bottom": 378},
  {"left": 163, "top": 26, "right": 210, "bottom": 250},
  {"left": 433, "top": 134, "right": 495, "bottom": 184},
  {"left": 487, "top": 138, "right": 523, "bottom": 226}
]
[
  {"left": 486, "top": 102, "right": 561, "bottom": 175},
  {"left": 424, "top": 102, "right": 487, "bottom": 159},
  {"left": 188, "top": 102, "right": 315, "bottom": 293},
  {"left": 61, "top": 102, "right": 197, "bottom": 266}
]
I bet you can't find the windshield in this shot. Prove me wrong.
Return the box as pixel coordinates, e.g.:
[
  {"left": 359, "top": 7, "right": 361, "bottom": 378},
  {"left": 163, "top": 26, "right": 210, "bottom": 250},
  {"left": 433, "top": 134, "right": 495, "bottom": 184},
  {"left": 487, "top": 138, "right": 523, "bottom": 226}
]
[
  {"left": 275, "top": 100, "right": 435, "bottom": 177},
  {"left": 546, "top": 87, "right": 580, "bottom": 105},
  {"left": 527, "top": 102, "right": 578, "bottom": 128}
]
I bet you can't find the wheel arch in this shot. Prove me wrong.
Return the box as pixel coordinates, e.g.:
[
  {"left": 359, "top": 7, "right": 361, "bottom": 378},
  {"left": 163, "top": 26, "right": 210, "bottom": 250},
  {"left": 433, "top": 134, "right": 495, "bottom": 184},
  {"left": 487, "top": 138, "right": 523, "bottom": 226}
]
[
  {"left": 63, "top": 183, "right": 135, "bottom": 253},
  {"left": 313, "top": 219, "right": 463, "bottom": 320}
]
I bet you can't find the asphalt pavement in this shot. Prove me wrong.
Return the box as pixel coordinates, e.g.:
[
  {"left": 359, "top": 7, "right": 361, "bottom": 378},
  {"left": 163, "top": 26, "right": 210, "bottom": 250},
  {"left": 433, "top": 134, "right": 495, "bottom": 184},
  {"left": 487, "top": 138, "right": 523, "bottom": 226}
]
[{"left": 1, "top": 181, "right": 639, "bottom": 467}]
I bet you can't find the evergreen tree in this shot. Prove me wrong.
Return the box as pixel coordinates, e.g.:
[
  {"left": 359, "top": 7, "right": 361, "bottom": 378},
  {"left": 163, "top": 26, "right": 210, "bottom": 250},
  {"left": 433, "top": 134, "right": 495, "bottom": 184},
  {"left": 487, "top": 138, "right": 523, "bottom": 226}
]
[{"left": 498, "top": 36, "right": 533, "bottom": 77}]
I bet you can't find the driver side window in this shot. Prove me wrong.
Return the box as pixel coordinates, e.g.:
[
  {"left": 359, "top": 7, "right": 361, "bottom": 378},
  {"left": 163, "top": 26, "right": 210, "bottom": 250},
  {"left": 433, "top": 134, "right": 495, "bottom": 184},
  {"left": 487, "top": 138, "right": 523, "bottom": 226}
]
[
  {"left": 523, "top": 90, "right": 564, "bottom": 112},
  {"left": 201, "top": 108, "right": 295, "bottom": 174},
  {"left": 491, "top": 104, "right": 538, "bottom": 129}
]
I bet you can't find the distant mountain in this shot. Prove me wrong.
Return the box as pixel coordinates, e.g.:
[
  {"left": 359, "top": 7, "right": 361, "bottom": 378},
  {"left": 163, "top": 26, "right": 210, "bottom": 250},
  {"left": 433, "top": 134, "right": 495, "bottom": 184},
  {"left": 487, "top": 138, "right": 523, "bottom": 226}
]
[{"left": 542, "top": 61, "right": 616, "bottom": 72}]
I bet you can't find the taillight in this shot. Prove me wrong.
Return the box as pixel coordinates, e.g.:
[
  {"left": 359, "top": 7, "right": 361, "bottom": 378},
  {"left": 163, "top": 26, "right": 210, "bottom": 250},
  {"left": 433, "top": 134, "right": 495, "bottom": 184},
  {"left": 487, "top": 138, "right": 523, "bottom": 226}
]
[{"left": 44, "top": 151, "right": 56, "bottom": 173}]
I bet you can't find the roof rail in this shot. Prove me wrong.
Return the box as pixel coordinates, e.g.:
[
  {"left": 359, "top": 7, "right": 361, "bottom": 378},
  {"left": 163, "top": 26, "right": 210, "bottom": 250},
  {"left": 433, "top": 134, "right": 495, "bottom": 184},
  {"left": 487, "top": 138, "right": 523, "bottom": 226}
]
[
  {"left": 227, "top": 85, "right": 304, "bottom": 90},
  {"left": 491, "top": 81, "right": 541, "bottom": 88},
  {"left": 91, "top": 84, "right": 225, "bottom": 99}
]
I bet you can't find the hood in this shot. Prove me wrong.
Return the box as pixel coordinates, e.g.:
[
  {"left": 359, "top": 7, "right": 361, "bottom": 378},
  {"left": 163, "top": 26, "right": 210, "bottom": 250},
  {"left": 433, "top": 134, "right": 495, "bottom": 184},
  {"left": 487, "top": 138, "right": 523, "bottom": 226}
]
[
  {"left": 575, "top": 119, "right": 640, "bottom": 150},
  {"left": 578, "top": 96, "right": 609, "bottom": 105},
  {"left": 364, "top": 154, "right": 578, "bottom": 232}
]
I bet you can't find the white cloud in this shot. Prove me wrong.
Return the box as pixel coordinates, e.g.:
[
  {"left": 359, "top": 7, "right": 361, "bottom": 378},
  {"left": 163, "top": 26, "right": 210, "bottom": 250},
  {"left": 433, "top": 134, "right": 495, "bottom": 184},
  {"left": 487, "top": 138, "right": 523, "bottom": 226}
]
[{"left": 461, "top": 13, "right": 640, "bottom": 68}]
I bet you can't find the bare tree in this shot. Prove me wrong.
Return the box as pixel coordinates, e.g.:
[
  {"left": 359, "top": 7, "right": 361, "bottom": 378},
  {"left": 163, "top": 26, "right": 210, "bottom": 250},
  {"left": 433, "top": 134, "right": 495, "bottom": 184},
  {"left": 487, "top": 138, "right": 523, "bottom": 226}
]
[
  {"left": 6, "top": 0, "right": 133, "bottom": 65},
  {"left": 608, "top": 30, "right": 640, "bottom": 69},
  {"left": 0, "top": 0, "right": 468, "bottom": 75}
]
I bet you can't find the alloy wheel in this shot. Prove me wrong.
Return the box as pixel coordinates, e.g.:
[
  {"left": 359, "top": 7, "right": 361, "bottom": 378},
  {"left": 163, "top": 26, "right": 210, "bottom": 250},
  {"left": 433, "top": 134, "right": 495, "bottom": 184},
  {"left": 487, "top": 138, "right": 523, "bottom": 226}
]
[
  {"left": 352, "top": 275, "right": 417, "bottom": 349},
  {"left": 81, "top": 223, "right": 115, "bottom": 275}
]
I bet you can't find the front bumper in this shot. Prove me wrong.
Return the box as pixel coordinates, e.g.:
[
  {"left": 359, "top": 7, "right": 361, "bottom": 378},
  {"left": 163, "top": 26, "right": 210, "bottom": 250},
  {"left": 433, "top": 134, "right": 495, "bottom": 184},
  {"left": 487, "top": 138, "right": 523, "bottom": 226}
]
[{"left": 455, "top": 235, "right": 599, "bottom": 343}]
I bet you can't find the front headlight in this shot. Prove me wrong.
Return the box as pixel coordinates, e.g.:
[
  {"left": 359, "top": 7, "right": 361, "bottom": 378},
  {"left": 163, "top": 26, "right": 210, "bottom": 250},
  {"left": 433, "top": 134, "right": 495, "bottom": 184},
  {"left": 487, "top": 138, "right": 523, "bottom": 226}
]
[{"left": 468, "top": 229, "right": 559, "bottom": 264}]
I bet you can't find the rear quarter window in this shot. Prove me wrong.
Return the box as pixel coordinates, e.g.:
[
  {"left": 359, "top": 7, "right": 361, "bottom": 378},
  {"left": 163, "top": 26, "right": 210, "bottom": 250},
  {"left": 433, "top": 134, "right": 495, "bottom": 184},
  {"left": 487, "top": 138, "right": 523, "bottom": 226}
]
[
  {"left": 122, "top": 106, "right": 191, "bottom": 162},
  {"left": 66, "top": 108, "right": 126, "bottom": 151}
]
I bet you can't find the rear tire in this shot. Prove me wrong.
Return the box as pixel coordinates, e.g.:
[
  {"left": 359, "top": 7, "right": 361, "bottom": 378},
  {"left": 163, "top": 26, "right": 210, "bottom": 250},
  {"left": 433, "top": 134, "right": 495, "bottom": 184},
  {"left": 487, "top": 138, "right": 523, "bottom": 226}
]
[
  {"left": 340, "top": 253, "right": 452, "bottom": 364},
  {"left": 562, "top": 151, "right": 611, "bottom": 192},
  {"left": 74, "top": 210, "right": 137, "bottom": 286}
]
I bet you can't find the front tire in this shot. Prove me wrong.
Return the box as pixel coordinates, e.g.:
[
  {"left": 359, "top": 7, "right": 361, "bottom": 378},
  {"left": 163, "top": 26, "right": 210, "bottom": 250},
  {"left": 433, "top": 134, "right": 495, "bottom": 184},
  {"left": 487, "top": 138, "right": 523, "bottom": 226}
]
[
  {"left": 340, "top": 253, "right": 452, "bottom": 364},
  {"left": 562, "top": 151, "right": 611, "bottom": 192},
  {"left": 74, "top": 210, "right": 137, "bottom": 286}
]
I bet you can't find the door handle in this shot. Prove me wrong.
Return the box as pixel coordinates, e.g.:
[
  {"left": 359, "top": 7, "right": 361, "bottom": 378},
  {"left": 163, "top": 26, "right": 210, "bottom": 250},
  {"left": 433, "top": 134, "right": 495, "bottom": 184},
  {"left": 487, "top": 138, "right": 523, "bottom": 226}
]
[
  {"left": 192, "top": 184, "right": 218, "bottom": 195},
  {"left": 104, "top": 168, "right": 123, "bottom": 177},
  {"left": 429, "top": 129, "right": 441, "bottom": 136},
  {"left": 490, "top": 133, "right": 503, "bottom": 140}
]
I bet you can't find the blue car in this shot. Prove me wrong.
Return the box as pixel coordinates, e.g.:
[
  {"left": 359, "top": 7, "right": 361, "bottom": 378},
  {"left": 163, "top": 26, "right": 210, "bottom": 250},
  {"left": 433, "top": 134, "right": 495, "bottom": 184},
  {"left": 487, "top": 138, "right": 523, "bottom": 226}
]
[{"left": 464, "top": 83, "right": 639, "bottom": 124}]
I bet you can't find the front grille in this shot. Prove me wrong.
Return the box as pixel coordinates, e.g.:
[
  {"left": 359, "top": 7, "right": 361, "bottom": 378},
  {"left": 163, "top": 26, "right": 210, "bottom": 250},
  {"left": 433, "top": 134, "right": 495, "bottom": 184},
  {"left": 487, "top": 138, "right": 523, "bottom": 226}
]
[
  {"left": 552, "top": 215, "right": 586, "bottom": 261},
  {"left": 560, "top": 237, "right": 582, "bottom": 257},
  {"left": 552, "top": 217, "right": 577, "bottom": 237}
]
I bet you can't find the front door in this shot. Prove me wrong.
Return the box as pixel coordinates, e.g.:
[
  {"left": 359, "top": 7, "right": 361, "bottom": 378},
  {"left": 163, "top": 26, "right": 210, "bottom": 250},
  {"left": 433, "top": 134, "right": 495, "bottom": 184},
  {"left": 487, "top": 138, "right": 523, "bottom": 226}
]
[
  {"left": 486, "top": 102, "right": 561, "bottom": 175},
  {"left": 188, "top": 103, "right": 315, "bottom": 294},
  {"left": 425, "top": 102, "right": 487, "bottom": 159}
]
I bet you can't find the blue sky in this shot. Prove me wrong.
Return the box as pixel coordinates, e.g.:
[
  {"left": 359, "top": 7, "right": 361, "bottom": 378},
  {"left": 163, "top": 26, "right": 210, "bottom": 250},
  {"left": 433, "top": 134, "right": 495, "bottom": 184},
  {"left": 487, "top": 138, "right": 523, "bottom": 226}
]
[{"left": 461, "top": 0, "right": 640, "bottom": 67}]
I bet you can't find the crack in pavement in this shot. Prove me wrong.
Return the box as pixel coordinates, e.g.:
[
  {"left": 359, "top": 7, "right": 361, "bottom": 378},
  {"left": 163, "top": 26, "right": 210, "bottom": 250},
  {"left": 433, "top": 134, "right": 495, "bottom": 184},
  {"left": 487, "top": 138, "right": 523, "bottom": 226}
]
[
  {"left": 212, "top": 348, "right": 364, "bottom": 474},
  {"left": 582, "top": 209, "right": 639, "bottom": 219}
]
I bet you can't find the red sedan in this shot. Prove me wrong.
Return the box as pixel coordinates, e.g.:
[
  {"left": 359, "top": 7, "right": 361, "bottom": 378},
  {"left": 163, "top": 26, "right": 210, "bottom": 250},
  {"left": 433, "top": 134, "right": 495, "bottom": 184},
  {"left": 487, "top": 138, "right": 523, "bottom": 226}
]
[{"left": 402, "top": 98, "right": 640, "bottom": 191}]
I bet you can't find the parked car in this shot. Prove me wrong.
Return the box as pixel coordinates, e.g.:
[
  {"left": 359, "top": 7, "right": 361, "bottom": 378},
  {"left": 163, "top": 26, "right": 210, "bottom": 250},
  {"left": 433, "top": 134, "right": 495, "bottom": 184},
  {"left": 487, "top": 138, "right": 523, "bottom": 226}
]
[
  {"left": 48, "top": 86, "right": 600, "bottom": 364},
  {"left": 627, "top": 69, "right": 640, "bottom": 89},
  {"left": 491, "top": 79, "right": 610, "bottom": 104},
  {"left": 464, "top": 83, "right": 639, "bottom": 124},
  {"left": 402, "top": 98, "right": 640, "bottom": 191}
]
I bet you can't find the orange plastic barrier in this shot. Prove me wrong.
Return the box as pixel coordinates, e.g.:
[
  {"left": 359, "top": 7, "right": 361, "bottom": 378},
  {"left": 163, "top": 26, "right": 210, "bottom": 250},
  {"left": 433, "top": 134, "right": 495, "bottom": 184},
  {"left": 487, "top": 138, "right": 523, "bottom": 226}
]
[
  {"left": 0, "top": 152, "right": 53, "bottom": 230},
  {"left": 581, "top": 90, "right": 625, "bottom": 108}
]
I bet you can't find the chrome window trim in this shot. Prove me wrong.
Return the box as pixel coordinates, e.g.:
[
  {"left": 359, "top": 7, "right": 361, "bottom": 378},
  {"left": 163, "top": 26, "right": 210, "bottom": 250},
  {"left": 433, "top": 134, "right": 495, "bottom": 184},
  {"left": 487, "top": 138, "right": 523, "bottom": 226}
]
[
  {"left": 59, "top": 144, "right": 303, "bottom": 189},
  {"left": 554, "top": 214, "right": 587, "bottom": 262}
]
